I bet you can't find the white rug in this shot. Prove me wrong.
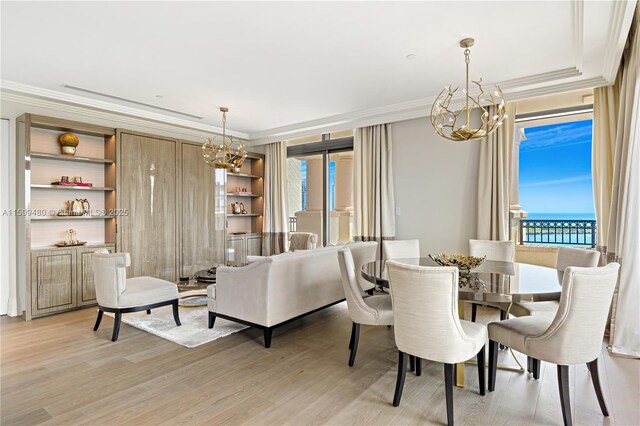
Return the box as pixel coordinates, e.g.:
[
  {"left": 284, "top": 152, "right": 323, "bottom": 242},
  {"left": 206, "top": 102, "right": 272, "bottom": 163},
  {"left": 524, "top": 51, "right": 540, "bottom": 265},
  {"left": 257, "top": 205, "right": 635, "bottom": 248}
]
[{"left": 105, "top": 304, "right": 247, "bottom": 348}]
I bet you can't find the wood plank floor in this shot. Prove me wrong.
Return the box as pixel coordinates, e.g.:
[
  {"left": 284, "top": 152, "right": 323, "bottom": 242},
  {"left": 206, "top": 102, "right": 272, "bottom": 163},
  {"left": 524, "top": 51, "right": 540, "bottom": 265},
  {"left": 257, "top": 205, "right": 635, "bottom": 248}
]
[{"left": 1, "top": 304, "right": 638, "bottom": 426}]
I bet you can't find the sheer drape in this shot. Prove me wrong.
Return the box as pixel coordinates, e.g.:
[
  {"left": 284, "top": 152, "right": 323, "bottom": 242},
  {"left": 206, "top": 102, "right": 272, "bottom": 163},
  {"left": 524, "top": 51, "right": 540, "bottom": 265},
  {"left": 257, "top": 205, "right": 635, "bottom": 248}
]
[
  {"left": 353, "top": 124, "right": 396, "bottom": 258},
  {"left": 262, "top": 141, "right": 289, "bottom": 255},
  {"left": 477, "top": 103, "right": 516, "bottom": 241}
]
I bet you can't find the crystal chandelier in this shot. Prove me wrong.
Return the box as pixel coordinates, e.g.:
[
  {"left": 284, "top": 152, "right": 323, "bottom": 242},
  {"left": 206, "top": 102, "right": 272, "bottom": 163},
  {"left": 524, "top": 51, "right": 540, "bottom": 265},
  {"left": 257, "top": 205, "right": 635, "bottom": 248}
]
[
  {"left": 202, "top": 107, "right": 247, "bottom": 170},
  {"left": 431, "top": 38, "right": 507, "bottom": 141}
]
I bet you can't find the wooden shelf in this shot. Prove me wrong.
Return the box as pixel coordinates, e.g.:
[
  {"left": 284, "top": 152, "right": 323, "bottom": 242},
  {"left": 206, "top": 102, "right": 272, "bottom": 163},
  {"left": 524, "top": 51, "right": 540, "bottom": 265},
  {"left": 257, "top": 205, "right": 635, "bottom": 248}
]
[
  {"left": 31, "top": 215, "right": 116, "bottom": 221},
  {"left": 226, "top": 193, "right": 261, "bottom": 198},
  {"left": 228, "top": 214, "right": 261, "bottom": 218},
  {"left": 31, "top": 184, "right": 115, "bottom": 192},
  {"left": 31, "top": 152, "right": 114, "bottom": 164},
  {"left": 228, "top": 173, "right": 261, "bottom": 179}
]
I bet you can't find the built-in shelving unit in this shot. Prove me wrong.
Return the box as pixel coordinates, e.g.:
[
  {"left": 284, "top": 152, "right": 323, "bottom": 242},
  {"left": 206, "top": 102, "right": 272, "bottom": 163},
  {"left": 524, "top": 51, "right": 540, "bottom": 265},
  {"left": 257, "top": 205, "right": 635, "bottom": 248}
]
[
  {"left": 31, "top": 184, "right": 115, "bottom": 191},
  {"left": 31, "top": 152, "right": 115, "bottom": 164}
]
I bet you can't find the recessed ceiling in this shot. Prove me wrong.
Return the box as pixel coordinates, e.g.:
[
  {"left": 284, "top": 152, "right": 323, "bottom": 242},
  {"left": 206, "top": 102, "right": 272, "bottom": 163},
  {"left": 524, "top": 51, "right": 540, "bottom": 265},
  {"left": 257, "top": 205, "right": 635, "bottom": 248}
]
[{"left": 0, "top": 1, "right": 635, "bottom": 143}]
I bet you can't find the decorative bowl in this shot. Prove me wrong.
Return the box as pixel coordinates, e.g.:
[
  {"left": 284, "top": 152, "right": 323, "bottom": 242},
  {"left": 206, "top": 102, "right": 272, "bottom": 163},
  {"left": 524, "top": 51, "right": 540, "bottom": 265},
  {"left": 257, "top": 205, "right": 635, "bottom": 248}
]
[
  {"left": 429, "top": 253, "right": 486, "bottom": 272},
  {"left": 58, "top": 132, "right": 79, "bottom": 156}
]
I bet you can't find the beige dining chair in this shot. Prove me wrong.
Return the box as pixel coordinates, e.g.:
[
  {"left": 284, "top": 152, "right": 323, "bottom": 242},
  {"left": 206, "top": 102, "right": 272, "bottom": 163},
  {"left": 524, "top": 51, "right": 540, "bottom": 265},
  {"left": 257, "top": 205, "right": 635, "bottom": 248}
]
[
  {"left": 92, "top": 250, "right": 181, "bottom": 341},
  {"left": 337, "top": 248, "right": 393, "bottom": 367},
  {"left": 488, "top": 263, "right": 620, "bottom": 426},
  {"left": 468, "top": 239, "right": 515, "bottom": 322},
  {"left": 347, "top": 241, "right": 379, "bottom": 295},
  {"left": 387, "top": 261, "right": 487, "bottom": 426},
  {"left": 382, "top": 239, "right": 420, "bottom": 260}
]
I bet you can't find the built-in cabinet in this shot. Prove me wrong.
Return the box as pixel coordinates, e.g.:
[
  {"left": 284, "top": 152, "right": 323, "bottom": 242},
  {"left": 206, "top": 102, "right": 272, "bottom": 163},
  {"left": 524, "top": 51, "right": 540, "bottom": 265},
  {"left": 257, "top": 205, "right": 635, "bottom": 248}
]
[{"left": 226, "top": 234, "right": 262, "bottom": 266}]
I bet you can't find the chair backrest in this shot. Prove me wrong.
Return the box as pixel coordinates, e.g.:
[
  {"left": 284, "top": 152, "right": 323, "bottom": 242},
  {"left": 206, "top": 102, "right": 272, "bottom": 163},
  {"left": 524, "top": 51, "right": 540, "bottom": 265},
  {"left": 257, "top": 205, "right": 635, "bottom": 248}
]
[
  {"left": 527, "top": 263, "right": 620, "bottom": 365},
  {"left": 289, "top": 232, "right": 318, "bottom": 251},
  {"left": 469, "top": 239, "right": 515, "bottom": 261},
  {"left": 556, "top": 247, "right": 600, "bottom": 283},
  {"left": 348, "top": 241, "right": 379, "bottom": 292},
  {"left": 382, "top": 239, "right": 420, "bottom": 260},
  {"left": 92, "top": 250, "right": 130, "bottom": 308},
  {"left": 386, "top": 260, "right": 482, "bottom": 363},
  {"left": 337, "top": 248, "right": 378, "bottom": 324}
]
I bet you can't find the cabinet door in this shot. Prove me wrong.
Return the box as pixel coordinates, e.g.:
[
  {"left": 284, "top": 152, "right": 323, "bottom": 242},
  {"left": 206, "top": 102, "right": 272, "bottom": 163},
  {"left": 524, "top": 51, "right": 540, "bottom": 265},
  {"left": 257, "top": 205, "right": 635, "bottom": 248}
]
[
  {"left": 77, "top": 245, "right": 115, "bottom": 306},
  {"left": 119, "top": 132, "right": 177, "bottom": 281},
  {"left": 227, "top": 236, "right": 245, "bottom": 266},
  {"left": 247, "top": 235, "right": 262, "bottom": 257},
  {"left": 31, "top": 249, "right": 76, "bottom": 316},
  {"left": 181, "top": 143, "right": 226, "bottom": 276}
]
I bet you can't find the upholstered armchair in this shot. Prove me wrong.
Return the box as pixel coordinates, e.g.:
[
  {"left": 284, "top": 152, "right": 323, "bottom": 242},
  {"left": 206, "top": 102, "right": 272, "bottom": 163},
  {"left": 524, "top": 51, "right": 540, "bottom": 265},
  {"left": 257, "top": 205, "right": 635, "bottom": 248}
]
[
  {"left": 382, "top": 239, "right": 420, "bottom": 260},
  {"left": 91, "top": 250, "right": 181, "bottom": 341},
  {"left": 488, "top": 263, "right": 620, "bottom": 426},
  {"left": 288, "top": 232, "right": 318, "bottom": 251}
]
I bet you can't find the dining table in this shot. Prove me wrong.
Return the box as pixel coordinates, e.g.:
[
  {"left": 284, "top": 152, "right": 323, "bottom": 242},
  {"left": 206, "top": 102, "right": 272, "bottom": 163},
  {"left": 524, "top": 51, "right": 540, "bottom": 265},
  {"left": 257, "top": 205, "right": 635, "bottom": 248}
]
[{"left": 361, "top": 257, "right": 562, "bottom": 388}]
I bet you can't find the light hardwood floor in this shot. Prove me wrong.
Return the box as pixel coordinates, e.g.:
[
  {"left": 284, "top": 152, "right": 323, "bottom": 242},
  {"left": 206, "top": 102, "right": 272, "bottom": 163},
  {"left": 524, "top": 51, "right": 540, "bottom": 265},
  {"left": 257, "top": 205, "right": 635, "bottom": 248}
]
[{"left": 1, "top": 303, "right": 638, "bottom": 426}]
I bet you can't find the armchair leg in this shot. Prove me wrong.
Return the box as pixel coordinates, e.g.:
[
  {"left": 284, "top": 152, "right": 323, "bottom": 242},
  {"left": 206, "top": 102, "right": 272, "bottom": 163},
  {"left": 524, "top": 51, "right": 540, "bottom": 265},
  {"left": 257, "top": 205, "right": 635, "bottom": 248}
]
[
  {"left": 409, "top": 355, "right": 415, "bottom": 372},
  {"left": 471, "top": 303, "right": 478, "bottom": 322},
  {"left": 415, "top": 357, "right": 422, "bottom": 376},
  {"left": 348, "top": 323, "right": 360, "bottom": 367},
  {"left": 208, "top": 312, "right": 216, "bottom": 329},
  {"left": 532, "top": 358, "right": 540, "bottom": 380},
  {"left": 587, "top": 359, "right": 609, "bottom": 417},
  {"left": 93, "top": 310, "right": 103, "bottom": 331},
  {"left": 172, "top": 300, "right": 181, "bottom": 326},
  {"left": 146, "top": 309, "right": 151, "bottom": 315},
  {"left": 111, "top": 312, "right": 122, "bottom": 342},
  {"left": 557, "top": 365, "right": 572, "bottom": 426},
  {"left": 527, "top": 356, "right": 532, "bottom": 373},
  {"left": 477, "top": 344, "right": 486, "bottom": 395},
  {"left": 263, "top": 328, "right": 273, "bottom": 348},
  {"left": 488, "top": 339, "right": 498, "bottom": 392},
  {"left": 392, "top": 351, "right": 408, "bottom": 407},
  {"left": 444, "top": 363, "right": 455, "bottom": 426}
]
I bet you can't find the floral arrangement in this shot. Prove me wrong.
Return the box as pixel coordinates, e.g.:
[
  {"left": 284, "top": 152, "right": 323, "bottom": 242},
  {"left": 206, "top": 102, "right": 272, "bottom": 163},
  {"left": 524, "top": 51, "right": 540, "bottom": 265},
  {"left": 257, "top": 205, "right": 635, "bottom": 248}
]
[{"left": 428, "top": 253, "right": 486, "bottom": 271}]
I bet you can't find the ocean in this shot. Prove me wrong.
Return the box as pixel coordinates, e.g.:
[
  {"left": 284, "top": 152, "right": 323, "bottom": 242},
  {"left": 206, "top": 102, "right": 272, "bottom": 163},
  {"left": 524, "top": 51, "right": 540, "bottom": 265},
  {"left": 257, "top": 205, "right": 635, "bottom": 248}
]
[{"left": 526, "top": 212, "right": 596, "bottom": 221}]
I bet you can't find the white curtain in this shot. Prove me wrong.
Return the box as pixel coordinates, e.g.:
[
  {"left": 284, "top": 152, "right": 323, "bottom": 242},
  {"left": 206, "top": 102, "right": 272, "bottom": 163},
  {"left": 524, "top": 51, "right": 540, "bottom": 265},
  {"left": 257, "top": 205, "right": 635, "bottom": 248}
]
[
  {"left": 477, "top": 103, "right": 517, "bottom": 241},
  {"left": 262, "top": 141, "right": 289, "bottom": 255},
  {"left": 354, "top": 124, "right": 396, "bottom": 257}
]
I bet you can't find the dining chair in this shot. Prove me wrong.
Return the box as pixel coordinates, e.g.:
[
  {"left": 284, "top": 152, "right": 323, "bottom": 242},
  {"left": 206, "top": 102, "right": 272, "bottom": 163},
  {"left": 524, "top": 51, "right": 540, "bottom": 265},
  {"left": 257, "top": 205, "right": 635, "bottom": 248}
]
[
  {"left": 382, "top": 239, "right": 420, "bottom": 260},
  {"left": 387, "top": 260, "right": 487, "bottom": 426},
  {"left": 488, "top": 263, "right": 620, "bottom": 426},
  {"left": 337, "top": 247, "right": 393, "bottom": 367},
  {"left": 468, "top": 239, "right": 515, "bottom": 322},
  {"left": 92, "top": 249, "right": 181, "bottom": 341},
  {"left": 347, "top": 241, "right": 379, "bottom": 295}
]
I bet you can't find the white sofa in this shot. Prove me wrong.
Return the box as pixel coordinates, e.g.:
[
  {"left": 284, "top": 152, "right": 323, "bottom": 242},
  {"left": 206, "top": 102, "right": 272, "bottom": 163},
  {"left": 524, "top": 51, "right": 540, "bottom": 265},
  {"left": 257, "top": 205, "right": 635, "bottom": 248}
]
[{"left": 208, "top": 241, "right": 378, "bottom": 347}]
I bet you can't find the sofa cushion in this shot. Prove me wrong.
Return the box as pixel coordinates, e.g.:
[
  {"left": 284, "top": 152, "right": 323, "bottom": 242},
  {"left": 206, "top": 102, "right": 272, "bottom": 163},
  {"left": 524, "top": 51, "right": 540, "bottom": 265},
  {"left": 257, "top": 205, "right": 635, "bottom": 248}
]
[{"left": 116, "top": 277, "right": 178, "bottom": 309}]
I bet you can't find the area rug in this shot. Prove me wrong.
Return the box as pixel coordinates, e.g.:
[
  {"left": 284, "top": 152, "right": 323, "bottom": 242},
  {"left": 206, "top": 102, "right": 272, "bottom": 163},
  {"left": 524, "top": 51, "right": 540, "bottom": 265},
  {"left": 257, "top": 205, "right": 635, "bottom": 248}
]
[{"left": 104, "top": 303, "right": 247, "bottom": 348}]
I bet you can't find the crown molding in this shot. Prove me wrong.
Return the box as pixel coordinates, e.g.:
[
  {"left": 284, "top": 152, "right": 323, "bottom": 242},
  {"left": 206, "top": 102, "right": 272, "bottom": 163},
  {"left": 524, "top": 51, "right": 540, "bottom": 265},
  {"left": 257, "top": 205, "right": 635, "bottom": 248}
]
[
  {"left": 602, "top": 0, "right": 636, "bottom": 84},
  {"left": 0, "top": 80, "right": 249, "bottom": 139}
]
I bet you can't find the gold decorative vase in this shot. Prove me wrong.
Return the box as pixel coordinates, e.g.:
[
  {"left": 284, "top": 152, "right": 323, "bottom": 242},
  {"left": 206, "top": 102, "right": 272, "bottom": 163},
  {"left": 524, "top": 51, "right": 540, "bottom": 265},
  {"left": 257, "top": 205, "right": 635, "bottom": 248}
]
[{"left": 58, "top": 133, "right": 79, "bottom": 156}]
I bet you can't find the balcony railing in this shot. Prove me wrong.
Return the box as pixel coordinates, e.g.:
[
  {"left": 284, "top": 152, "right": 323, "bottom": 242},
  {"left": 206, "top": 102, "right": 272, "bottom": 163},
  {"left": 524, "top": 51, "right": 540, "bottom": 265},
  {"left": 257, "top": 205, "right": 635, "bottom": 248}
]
[{"left": 519, "top": 219, "right": 596, "bottom": 248}]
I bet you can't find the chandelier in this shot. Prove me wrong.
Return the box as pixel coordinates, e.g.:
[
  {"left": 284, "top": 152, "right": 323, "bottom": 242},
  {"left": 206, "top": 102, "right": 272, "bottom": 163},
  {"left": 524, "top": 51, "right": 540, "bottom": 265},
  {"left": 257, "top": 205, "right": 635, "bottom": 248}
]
[
  {"left": 202, "top": 107, "right": 247, "bottom": 170},
  {"left": 431, "top": 38, "right": 507, "bottom": 141}
]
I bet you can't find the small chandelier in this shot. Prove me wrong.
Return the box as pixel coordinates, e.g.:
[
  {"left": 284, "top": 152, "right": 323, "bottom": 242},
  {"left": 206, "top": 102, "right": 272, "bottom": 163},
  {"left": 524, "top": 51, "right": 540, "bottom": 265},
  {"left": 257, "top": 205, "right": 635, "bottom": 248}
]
[
  {"left": 202, "top": 107, "right": 247, "bottom": 170},
  {"left": 431, "top": 38, "right": 507, "bottom": 141}
]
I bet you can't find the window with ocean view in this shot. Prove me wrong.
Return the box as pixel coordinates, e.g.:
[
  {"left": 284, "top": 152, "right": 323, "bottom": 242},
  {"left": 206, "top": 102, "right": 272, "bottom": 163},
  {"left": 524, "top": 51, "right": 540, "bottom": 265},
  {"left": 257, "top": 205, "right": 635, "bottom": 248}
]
[{"left": 519, "top": 119, "right": 596, "bottom": 247}]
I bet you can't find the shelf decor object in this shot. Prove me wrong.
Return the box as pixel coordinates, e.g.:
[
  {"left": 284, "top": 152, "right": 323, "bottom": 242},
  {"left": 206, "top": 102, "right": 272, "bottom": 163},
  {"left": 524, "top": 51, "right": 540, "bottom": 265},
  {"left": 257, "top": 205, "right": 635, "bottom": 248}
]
[
  {"left": 58, "top": 132, "right": 80, "bottom": 155},
  {"left": 431, "top": 37, "right": 507, "bottom": 141},
  {"left": 429, "top": 253, "right": 486, "bottom": 273},
  {"left": 202, "top": 107, "right": 247, "bottom": 170}
]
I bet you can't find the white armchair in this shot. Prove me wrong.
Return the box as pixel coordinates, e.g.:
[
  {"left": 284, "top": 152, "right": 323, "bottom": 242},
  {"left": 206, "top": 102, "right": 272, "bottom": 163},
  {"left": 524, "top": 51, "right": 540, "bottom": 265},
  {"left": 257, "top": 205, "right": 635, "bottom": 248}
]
[
  {"left": 288, "top": 232, "right": 318, "bottom": 251},
  {"left": 91, "top": 250, "right": 181, "bottom": 341}
]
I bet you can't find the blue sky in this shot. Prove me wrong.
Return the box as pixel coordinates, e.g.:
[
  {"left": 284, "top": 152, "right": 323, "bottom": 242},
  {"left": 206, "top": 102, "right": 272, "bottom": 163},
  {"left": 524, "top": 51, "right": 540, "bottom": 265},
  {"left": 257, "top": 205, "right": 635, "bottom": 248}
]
[{"left": 519, "top": 119, "right": 594, "bottom": 215}]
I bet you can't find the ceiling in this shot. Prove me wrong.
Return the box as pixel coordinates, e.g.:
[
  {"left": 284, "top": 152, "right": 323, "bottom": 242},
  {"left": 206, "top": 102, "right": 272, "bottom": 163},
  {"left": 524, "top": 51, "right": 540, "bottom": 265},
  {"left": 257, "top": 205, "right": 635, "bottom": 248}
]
[{"left": 0, "top": 1, "right": 635, "bottom": 144}]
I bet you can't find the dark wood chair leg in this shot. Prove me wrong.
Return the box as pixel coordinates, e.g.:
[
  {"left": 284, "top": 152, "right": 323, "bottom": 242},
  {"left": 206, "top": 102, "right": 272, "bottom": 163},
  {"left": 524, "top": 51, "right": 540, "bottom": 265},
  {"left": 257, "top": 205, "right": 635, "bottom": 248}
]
[
  {"left": 172, "top": 300, "right": 181, "bottom": 326},
  {"left": 263, "top": 328, "right": 273, "bottom": 348},
  {"left": 587, "top": 359, "right": 609, "bottom": 417},
  {"left": 498, "top": 310, "right": 508, "bottom": 349},
  {"left": 349, "top": 322, "right": 356, "bottom": 350},
  {"left": 532, "top": 358, "right": 540, "bottom": 380},
  {"left": 415, "top": 357, "right": 422, "bottom": 377},
  {"left": 111, "top": 312, "right": 122, "bottom": 342},
  {"left": 477, "top": 344, "right": 486, "bottom": 395},
  {"left": 527, "top": 356, "right": 532, "bottom": 373},
  {"left": 366, "top": 288, "right": 374, "bottom": 296},
  {"left": 488, "top": 339, "right": 498, "bottom": 392},
  {"left": 409, "top": 355, "right": 415, "bottom": 372},
  {"left": 93, "top": 310, "right": 103, "bottom": 331},
  {"left": 392, "top": 351, "right": 408, "bottom": 407},
  {"left": 208, "top": 312, "right": 216, "bottom": 329},
  {"left": 557, "top": 365, "right": 572, "bottom": 426},
  {"left": 471, "top": 303, "right": 478, "bottom": 322},
  {"left": 146, "top": 309, "right": 151, "bottom": 315},
  {"left": 444, "top": 363, "right": 455, "bottom": 426},
  {"left": 348, "top": 323, "right": 360, "bottom": 367}
]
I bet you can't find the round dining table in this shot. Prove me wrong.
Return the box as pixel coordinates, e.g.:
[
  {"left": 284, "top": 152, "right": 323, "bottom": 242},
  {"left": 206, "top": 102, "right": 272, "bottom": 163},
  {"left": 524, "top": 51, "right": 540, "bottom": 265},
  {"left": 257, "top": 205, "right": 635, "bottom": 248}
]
[{"left": 361, "top": 258, "right": 562, "bottom": 388}]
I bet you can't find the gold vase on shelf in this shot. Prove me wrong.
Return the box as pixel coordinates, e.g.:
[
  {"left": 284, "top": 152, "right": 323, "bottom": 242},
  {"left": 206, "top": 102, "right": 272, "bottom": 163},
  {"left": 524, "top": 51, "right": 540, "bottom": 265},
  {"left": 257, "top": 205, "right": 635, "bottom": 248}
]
[{"left": 58, "top": 132, "right": 79, "bottom": 156}]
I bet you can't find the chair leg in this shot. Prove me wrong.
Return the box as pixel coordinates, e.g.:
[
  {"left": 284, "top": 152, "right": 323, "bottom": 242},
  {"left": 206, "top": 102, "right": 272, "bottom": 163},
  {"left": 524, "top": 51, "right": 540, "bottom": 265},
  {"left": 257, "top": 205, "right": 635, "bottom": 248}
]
[
  {"left": 532, "top": 358, "right": 540, "bottom": 380},
  {"left": 93, "top": 310, "right": 103, "bottom": 331},
  {"left": 498, "top": 310, "right": 508, "bottom": 350},
  {"left": 471, "top": 303, "right": 478, "bottom": 322},
  {"left": 587, "top": 359, "right": 609, "bottom": 417},
  {"left": 444, "top": 363, "right": 455, "bottom": 426},
  {"left": 488, "top": 339, "right": 498, "bottom": 392},
  {"left": 557, "top": 365, "right": 573, "bottom": 426},
  {"left": 172, "top": 300, "right": 181, "bottom": 326},
  {"left": 348, "top": 323, "right": 360, "bottom": 367},
  {"left": 527, "top": 356, "right": 532, "bottom": 373},
  {"left": 349, "top": 322, "right": 356, "bottom": 349},
  {"left": 477, "top": 344, "right": 486, "bottom": 395},
  {"left": 208, "top": 312, "right": 216, "bottom": 329},
  {"left": 366, "top": 288, "right": 374, "bottom": 296},
  {"left": 111, "top": 312, "right": 122, "bottom": 342},
  {"left": 392, "top": 351, "right": 408, "bottom": 407},
  {"left": 415, "top": 357, "right": 422, "bottom": 376},
  {"left": 146, "top": 309, "right": 151, "bottom": 315},
  {"left": 263, "top": 328, "right": 273, "bottom": 348},
  {"left": 409, "top": 355, "right": 415, "bottom": 372}
]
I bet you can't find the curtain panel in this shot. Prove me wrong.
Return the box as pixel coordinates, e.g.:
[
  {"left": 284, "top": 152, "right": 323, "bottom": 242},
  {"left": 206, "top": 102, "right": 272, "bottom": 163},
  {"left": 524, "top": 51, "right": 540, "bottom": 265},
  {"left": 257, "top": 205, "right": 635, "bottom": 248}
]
[
  {"left": 262, "top": 141, "right": 289, "bottom": 255},
  {"left": 353, "top": 124, "right": 396, "bottom": 258},
  {"left": 477, "top": 103, "right": 517, "bottom": 241}
]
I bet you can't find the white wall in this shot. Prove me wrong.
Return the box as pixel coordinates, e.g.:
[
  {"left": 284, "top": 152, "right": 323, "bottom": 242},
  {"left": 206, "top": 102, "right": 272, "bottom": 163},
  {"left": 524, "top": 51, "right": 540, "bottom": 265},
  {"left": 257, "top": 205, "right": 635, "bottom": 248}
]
[{"left": 391, "top": 117, "right": 480, "bottom": 256}]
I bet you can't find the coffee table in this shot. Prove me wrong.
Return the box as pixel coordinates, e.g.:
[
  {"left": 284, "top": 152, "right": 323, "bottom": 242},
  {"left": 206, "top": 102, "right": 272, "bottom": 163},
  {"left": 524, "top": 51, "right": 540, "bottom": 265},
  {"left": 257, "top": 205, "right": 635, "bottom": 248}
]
[{"left": 176, "top": 279, "right": 210, "bottom": 308}]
